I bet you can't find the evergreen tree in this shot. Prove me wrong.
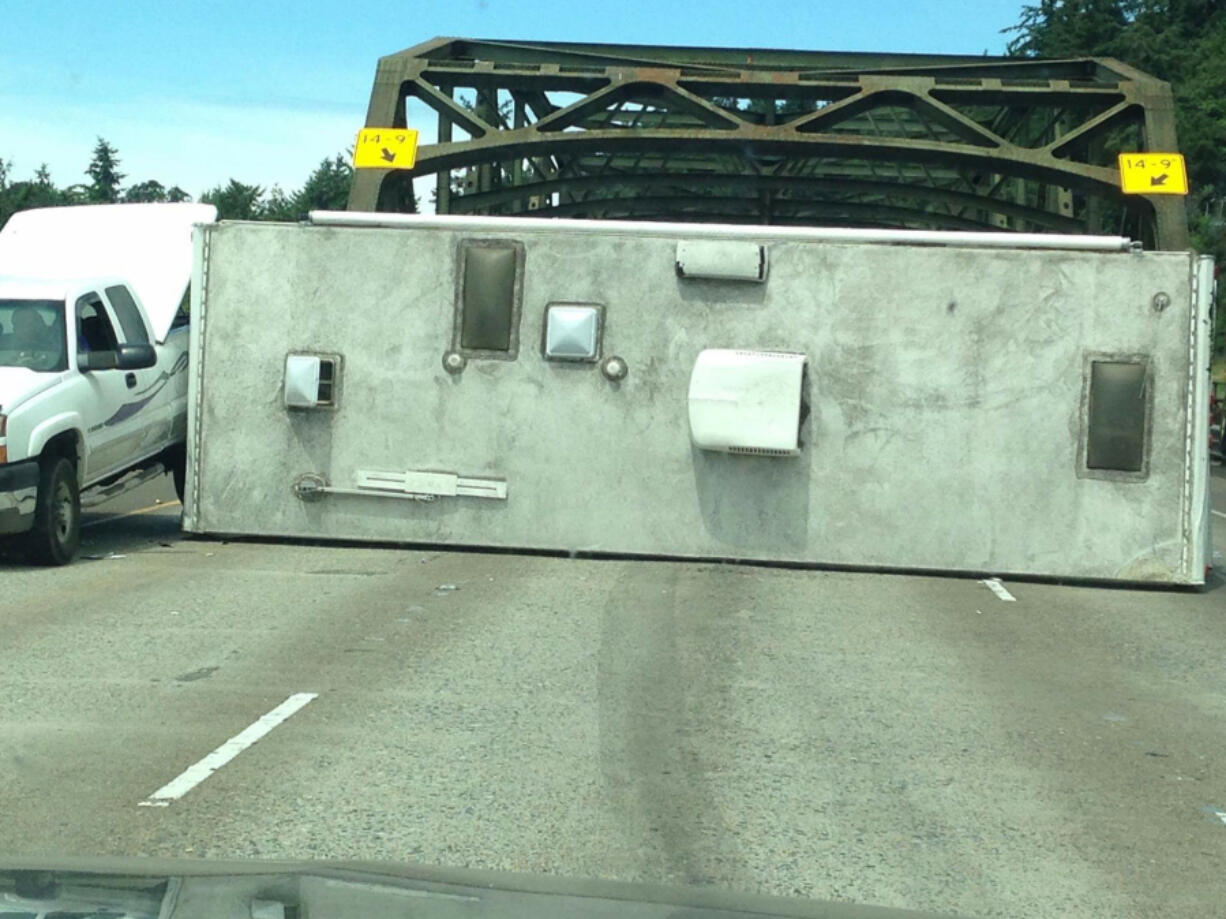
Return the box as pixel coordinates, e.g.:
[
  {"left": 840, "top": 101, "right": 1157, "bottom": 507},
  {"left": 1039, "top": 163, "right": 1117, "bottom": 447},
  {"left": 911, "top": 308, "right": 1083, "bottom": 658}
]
[
  {"left": 200, "top": 179, "right": 265, "bottom": 220},
  {"left": 85, "top": 137, "right": 125, "bottom": 203},
  {"left": 293, "top": 155, "right": 353, "bottom": 213},
  {"left": 123, "top": 179, "right": 169, "bottom": 203}
]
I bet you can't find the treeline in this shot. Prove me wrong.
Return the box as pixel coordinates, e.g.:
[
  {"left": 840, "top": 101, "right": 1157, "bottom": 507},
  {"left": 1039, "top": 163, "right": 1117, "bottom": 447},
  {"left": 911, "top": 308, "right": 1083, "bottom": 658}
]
[{"left": 0, "top": 138, "right": 353, "bottom": 229}]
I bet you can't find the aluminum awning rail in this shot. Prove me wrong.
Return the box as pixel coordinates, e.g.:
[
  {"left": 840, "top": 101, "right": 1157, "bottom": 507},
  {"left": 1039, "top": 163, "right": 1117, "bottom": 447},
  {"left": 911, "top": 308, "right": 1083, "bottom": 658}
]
[{"left": 310, "top": 211, "right": 1137, "bottom": 252}]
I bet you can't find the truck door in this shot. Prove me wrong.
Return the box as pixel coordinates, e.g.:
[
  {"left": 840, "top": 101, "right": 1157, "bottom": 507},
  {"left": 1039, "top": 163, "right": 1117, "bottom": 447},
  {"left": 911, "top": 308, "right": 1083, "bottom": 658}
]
[
  {"left": 102, "top": 283, "right": 177, "bottom": 451},
  {"left": 74, "top": 292, "right": 156, "bottom": 481}
]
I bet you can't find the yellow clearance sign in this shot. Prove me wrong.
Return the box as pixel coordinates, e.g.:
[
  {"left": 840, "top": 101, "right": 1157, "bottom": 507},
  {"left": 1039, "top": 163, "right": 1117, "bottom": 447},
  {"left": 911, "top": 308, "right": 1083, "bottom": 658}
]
[
  {"left": 1117, "top": 153, "right": 1188, "bottom": 195},
  {"left": 354, "top": 128, "right": 419, "bottom": 170}
]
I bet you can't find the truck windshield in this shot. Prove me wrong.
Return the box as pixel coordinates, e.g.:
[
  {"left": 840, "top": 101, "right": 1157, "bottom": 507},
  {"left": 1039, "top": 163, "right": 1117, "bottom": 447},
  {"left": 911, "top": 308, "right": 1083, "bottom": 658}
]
[{"left": 0, "top": 298, "right": 68, "bottom": 372}]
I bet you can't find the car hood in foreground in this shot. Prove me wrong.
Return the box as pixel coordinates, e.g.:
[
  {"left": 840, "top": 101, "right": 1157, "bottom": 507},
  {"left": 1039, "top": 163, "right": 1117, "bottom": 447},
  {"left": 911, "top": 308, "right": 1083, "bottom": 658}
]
[{"left": 0, "top": 857, "right": 966, "bottom": 919}]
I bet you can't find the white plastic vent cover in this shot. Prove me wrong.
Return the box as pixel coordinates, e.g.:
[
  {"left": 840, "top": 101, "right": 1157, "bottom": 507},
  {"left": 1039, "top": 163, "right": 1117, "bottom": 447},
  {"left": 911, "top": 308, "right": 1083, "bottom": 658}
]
[
  {"left": 675, "top": 240, "right": 766, "bottom": 282},
  {"left": 687, "top": 349, "right": 806, "bottom": 455},
  {"left": 284, "top": 354, "right": 338, "bottom": 408}
]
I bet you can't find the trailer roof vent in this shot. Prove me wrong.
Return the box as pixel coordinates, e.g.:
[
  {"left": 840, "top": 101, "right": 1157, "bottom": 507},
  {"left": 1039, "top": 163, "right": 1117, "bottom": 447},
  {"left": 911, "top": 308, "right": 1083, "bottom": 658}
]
[
  {"left": 285, "top": 353, "right": 341, "bottom": 410},
  {"left": 544, "top": 303, "right": 602, "bottom": 362}
]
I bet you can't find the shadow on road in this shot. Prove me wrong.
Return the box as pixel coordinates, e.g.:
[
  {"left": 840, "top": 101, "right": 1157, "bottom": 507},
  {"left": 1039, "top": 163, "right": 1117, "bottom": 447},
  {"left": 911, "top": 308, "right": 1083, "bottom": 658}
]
[{"left": 0, "top": 506, "right": 183, "bottom": 569}]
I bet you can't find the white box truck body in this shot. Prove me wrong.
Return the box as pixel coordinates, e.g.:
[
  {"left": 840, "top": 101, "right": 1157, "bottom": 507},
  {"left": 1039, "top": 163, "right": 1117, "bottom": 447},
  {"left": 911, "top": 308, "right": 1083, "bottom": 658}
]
[{"left": 183, "top": 212, "right": 1215, "bottom": 585}]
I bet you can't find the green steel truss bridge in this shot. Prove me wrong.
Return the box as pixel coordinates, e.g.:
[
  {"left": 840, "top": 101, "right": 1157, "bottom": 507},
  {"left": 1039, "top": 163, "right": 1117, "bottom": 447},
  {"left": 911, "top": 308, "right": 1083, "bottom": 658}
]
[{"left": 348, "top": 37, "right": 1187, "bottom": 250}]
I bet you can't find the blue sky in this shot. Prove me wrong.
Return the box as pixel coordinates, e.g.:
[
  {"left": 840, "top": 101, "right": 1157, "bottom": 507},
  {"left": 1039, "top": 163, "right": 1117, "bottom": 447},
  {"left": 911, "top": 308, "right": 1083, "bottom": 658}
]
[{"left": 0, "top": 0, "right": 1029, "bottom": 198}]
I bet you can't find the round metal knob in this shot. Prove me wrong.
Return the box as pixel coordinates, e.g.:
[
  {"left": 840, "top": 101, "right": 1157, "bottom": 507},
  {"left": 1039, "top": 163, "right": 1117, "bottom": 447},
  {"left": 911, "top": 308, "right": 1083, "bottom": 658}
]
[{"left": 601, "top": 356, "right": 628, "bottom": 381}]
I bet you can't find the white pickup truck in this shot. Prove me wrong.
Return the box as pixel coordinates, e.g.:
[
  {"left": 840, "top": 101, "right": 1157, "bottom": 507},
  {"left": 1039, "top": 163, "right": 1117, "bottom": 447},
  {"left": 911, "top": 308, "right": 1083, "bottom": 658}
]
[{"left": 0, "top": 203, "right": 216, "bottom": 564}]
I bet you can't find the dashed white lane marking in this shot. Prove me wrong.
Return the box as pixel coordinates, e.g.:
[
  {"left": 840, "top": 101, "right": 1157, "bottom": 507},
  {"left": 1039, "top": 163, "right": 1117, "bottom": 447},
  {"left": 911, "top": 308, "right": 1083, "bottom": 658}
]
[
  {"left": 82, "top": 500, "right": 181, "bottom": 529},
  {"left": 979, "top": 578, "right": 1017, "bottom": 602},
  {"left": 1212, "top": 509, "right": 1226, "bottom": 521},
  {"left": 138, "top": 692, "right": 318, "bottom": 807}
]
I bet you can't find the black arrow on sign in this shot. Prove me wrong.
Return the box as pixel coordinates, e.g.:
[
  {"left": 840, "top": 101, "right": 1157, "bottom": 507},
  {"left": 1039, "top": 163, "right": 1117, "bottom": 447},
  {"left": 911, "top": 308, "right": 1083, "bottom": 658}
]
[
  {"left": 380, "top": 147, "right": 395, "bottom": 163},
  {"left": 1150, "top": 173, "right": 1168, "bottom": 187}
]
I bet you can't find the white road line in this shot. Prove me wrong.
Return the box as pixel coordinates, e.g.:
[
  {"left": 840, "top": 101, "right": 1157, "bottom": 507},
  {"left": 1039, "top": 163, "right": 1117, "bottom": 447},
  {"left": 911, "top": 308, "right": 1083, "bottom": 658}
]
[
  {"left": 1212, "top": 509, "right": 1226, "bottom": 521},
  {"left": 82, "top": 500, "right": 181, "bottom": 529},
  {"left": 980, "top": 578, "right": 1017, "bottom": 602},
  {"left": 138, "top": 692, "right": 317, "bottom": 807}
]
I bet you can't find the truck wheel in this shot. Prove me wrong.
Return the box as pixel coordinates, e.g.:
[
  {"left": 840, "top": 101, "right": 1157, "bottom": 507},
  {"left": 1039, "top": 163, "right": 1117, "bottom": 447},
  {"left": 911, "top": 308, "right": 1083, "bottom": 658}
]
[{"left": 27, "top": 457, "right": 80, "bottom": 566}]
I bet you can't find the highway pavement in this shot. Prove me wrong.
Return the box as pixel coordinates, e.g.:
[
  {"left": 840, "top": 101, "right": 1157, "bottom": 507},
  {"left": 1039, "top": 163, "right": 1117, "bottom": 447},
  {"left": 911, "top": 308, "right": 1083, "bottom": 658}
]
[{"left": 1, "top": 465, "right": 1224, "bottom": 919}]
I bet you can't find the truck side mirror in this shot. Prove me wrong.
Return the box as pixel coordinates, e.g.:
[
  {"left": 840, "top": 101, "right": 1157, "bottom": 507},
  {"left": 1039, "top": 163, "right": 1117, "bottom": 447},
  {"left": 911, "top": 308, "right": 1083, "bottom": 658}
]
[
  {"left": 77, "top": 345, "right": 156, "bottom": 372},
  {"left": 115, "top": 344, "right": 156, "bottom": 370},
  {"left": 77, "top": 350, "right": 117, "bottom": 372}
]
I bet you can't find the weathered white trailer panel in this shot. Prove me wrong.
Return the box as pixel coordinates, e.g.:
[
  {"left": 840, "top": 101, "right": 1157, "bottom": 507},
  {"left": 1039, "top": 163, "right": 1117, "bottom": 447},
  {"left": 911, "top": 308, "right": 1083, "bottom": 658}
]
[{"left": 184, "top": 214, "right": 1214, "bottom": 585}]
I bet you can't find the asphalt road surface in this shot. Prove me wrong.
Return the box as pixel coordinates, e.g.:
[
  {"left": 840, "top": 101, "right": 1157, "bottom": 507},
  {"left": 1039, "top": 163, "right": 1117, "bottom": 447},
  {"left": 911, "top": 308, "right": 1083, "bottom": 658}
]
[{"left": 2, "top": 465, "right": 1225, "bottom": 919}]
